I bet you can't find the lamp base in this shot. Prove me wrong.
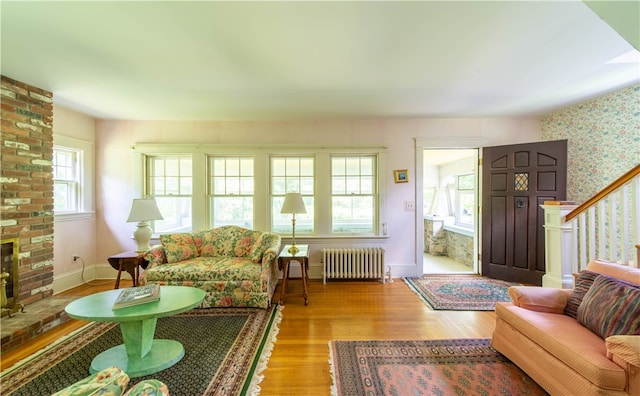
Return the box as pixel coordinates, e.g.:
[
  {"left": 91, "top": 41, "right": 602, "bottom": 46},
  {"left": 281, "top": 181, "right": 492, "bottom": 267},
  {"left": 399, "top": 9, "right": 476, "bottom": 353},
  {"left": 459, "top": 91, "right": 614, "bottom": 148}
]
[
  {"left": 133, "top": 221, "right": 152, "bottom": 253},
  {"left": 288, "top": 245, "right": 300, "bottom": 255}
]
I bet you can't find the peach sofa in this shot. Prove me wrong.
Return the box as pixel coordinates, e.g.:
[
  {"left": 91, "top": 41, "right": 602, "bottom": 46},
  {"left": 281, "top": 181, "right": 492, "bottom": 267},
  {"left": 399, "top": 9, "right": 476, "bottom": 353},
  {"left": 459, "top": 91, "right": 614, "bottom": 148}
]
[{"left": 492, "top": 259, "right": 640, "bottom": 396}]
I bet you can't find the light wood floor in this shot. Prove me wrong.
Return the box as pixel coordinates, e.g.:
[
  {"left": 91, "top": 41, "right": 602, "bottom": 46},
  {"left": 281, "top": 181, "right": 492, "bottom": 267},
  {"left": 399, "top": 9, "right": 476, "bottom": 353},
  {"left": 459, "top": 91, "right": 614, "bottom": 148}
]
[{"left": 1, "top": 278, "right": 497, "bottom": 395}]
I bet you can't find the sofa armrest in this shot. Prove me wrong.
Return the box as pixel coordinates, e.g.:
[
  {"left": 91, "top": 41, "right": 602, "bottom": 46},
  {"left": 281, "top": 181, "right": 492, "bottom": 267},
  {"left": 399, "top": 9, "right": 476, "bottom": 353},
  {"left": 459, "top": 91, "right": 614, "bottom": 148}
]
[
  {"left": 507, "top": 286, "right": 572, "bottom": 314},
  {"left": 606, "top": 335, "right": 640, "bottom": 367},
  {"left": 261, "top": 246, "right": 280, "bottom": 269},
  {"left": 144, "top": 245, "right": 167, "bottom": 269}
]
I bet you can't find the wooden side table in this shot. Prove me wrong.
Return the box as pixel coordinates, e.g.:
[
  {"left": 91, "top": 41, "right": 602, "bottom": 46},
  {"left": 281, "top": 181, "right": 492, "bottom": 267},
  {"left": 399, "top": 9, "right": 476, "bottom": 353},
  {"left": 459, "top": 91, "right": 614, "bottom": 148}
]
[
  {"left": 108, "top": 251, "right": 149, "bottom": 289},
  {"left": 278, "top": 244, "right": 309, "bottom": 305}
]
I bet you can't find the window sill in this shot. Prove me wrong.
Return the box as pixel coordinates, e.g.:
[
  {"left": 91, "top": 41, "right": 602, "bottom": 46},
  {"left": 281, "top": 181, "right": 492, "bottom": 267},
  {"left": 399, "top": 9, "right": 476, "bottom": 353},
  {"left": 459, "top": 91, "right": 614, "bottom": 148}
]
[
  {"left": 443, "top": 224, "right": 474, "bottom": 237},
  {"left": 54, "top": 212, "right": 95, "bottom": 222}
]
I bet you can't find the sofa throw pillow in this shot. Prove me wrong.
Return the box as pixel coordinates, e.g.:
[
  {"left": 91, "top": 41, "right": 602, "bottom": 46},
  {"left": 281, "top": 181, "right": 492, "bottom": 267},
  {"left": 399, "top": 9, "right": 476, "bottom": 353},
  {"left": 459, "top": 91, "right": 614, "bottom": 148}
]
[
  {"left": 160, "top": 233, "right": 198, "bottom": 264},
  {"left": 577, "top": 274, "right": 640, "bottom": 338},
  {"left": 564, "top": 269, "right": 600, "bottom": 319}
]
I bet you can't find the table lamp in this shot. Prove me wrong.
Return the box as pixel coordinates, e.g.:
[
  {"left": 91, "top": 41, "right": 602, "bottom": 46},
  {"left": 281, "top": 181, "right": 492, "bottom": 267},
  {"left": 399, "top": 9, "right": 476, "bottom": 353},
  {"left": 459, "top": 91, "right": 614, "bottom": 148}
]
[
  {"left": 127, "top": 198, "right": 164, "bottom": 252},
  {"left": 280, "top": 192, "right": 307, "bottom": 255}
]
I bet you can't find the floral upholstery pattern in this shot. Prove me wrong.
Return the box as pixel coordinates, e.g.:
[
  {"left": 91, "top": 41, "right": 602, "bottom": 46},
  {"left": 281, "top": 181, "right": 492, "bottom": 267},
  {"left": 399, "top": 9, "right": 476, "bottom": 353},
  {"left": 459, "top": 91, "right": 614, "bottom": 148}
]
[
  {"left": 143, "top": 226, "right": 281, "bottom": 308},
  {"left": 160, "top": 233, "right": 198, "bottom": 264},
  {"left": 51, "top": 367, "right": 129, "bottom": 396},
  {"left": 123, "top": 379, "right": 169, "bottom": 396},
  {"left": 51, "top": 367, "right": 169, "bottom": 396}
]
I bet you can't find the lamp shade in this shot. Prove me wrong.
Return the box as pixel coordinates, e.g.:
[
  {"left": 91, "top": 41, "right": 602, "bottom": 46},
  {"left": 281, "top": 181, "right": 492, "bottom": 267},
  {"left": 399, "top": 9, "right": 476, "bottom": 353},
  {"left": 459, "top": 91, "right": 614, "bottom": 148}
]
[
  {"left": 280, "top": 193, "right": 307, "bottom": 214},
  {"left": 127, "top": 198, "right": 164, "bottom": 222}
]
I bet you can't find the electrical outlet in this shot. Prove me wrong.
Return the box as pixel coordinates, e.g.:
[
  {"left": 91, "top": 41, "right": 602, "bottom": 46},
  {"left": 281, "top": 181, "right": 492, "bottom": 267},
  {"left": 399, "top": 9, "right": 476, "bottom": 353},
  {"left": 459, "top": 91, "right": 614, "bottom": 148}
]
[
  {"left": 404, "top": 201, "right": 415, "bottom": 211},
  {"left": 72, "top": 254, "right": 80, "bottom": 262}
]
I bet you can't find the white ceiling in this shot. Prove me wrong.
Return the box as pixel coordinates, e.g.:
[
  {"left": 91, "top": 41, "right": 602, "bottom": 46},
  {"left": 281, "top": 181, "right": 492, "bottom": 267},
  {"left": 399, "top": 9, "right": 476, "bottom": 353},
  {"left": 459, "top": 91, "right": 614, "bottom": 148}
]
[{"left": 1, "top": 1, "right": 638, "bottom": 121}]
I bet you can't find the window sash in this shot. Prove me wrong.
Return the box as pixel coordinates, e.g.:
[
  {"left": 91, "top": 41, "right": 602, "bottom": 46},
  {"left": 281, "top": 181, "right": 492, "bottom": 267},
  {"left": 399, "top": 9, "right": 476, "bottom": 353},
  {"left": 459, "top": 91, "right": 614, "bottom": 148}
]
[
  {"left": 209, "top": 156, "right": 254, "bottom": 229},
  {"left": 146, "top": 155, "right": 193, "bottom": 233},
  {"left": 331, "top": 155, "right": 377, "bottom": 234},
  {"left": 53, "top": 147, "right": 80, "bottom": 212},
  {"left": 271, "top": 156, "right": 314, "bottom": 233}
]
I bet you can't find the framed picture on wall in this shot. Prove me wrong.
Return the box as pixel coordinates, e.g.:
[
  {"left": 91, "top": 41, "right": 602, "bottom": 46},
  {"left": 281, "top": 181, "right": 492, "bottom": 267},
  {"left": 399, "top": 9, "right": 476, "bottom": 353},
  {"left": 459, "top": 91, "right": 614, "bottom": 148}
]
[{"left": 394, "top": 169, "right": 408, "bottom": 183}]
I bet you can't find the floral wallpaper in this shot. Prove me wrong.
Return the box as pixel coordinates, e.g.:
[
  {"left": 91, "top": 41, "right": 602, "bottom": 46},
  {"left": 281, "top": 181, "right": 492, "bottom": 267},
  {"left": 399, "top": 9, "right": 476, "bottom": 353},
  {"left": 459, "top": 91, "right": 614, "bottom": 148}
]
[{"left": 541, "top": 84, "right": 639, "bottom": 204}]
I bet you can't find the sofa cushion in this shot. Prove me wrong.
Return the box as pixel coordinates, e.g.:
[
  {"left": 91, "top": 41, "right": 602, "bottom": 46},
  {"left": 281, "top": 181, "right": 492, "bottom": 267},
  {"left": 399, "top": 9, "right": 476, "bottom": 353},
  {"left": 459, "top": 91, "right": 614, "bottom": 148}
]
[
  {"left": 564, "top": 270, "right": 600, "bottom": 319},
  {"left": 495, "top": 302, "right": 627, "bottom": 391},
  {"left": 577, "top": 274, "right": 640, "bottom": 338},
  {"left": 508, "top": 286, "right": 570, "bottom": 314},
  {"left": 160, "top": 233, "right": 198, "bottom": 263},
  {"left": 195, "top": 226, "right": 258, "bottom": 258},
  {"left": 145, "top": 256, "right": 263, "bottom": 283}
]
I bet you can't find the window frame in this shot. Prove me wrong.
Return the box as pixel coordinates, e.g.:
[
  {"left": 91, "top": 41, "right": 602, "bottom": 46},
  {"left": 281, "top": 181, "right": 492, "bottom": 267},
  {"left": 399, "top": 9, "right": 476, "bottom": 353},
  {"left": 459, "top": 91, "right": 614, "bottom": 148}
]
[
  {"left": 330, "top": 154, "right": 378, "bottom": 235},
  {"left": 53, "top": 135, "right": 94, "bottom": 222},
  {"left": 145, "top": 154, "right": 194, "bottom": 234},
  {"left": 455, "top": 173, "right": 475, "bottom": 228},
  {"left": 208, "top": 155, "right": 255, "bottom": 229}
]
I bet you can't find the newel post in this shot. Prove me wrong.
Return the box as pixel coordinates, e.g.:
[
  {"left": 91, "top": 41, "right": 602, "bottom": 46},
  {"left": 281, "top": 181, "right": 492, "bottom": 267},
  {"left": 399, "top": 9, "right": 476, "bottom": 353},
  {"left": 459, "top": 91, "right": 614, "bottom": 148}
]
[{"left": 542, "top": 203, "right": 578, "bottom": 288}]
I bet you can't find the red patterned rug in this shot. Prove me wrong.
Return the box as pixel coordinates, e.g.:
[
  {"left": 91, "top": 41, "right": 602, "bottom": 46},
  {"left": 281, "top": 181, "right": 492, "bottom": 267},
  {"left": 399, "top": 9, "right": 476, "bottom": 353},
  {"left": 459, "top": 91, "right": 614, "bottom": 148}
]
[
  {"left": 403, "top": 275, "right": 518, "bottom": 310},
  {"left": 329, "top": 339, "right": 547, "bottom": 396}
]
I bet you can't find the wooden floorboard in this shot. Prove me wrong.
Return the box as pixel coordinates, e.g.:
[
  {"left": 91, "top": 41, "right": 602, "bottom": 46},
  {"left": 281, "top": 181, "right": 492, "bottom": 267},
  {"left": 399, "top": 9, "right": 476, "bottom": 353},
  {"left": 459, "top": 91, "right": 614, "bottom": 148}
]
[{"left": 1, "top": 278, "right": 497, "bottom": 395}]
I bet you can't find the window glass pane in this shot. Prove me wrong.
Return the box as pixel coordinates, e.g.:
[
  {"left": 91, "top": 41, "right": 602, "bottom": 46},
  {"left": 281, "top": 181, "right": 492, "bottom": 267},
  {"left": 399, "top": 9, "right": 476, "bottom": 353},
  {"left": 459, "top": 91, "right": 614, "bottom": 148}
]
[
  {"left": 273, "top": 196, "right": 314, "bottom": 233},
  {"left": 286, "top": 158, "right": 300, "bottom": 176},
  {"left": 240, "top": 158, "right": 253, "bottom": 176},
  {"left": 458, "top": 174, "right": 474, "bottom": 190},
  {"left": 346, "top": 158, "right": 360, "bottom": 175},
  {"left": 272, "top": 177, "right": 286, "bottom": 195},
  {"left": 154, "top": 196, "right": 192, "bottom": 233},
  {"left": 240, "top": 178, "right": 254, "bottom": 194},
  {"left": 300, "top": 178, "right": 314, "bottom": 195},
  {"left": 213, "top": 159, "right": 225, "bottom": 176},
  {"left": 332, "top": 176, "right": 346, "bottom": 194},
  {"left": 165, "top": 158, "right": 179, "bottom": 176},
  {"left": 458, "top": 192, "right": 475, "bottom": 226},
  {"left": 332, "top": 196, "right": 374, "bottom": 233},
  {"left": 180, "top": 158, "right": 192, "bottom": 176},
  {"left": 211, "top": 196, "right": 253, "bottom": 228},
  {"left": 272, "top": 158, "right": 286, "bottom": 176}
]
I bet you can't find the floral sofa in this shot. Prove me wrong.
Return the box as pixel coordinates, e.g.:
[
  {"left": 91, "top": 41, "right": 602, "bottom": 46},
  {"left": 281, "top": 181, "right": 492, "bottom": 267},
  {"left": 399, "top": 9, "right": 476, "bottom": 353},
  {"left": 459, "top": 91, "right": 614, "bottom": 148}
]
[
  {"left": 491, "top": 259, "right": 640, "bottom": 395},
  {"left": 142, "top": 225, "right": 281, "bottom": 308}
]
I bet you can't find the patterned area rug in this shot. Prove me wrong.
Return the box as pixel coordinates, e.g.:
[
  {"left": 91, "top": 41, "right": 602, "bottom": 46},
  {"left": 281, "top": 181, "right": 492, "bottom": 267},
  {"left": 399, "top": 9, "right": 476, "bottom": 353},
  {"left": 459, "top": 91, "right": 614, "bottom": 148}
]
[
  {"left": 329, "top": 339, "right": 548, "bottom": 396},
  {"left": 403, "top": 275, "right": 517, "bottom": 310},
  {"left": 1, "top": 306, "right": 282, "bottom": 395}
]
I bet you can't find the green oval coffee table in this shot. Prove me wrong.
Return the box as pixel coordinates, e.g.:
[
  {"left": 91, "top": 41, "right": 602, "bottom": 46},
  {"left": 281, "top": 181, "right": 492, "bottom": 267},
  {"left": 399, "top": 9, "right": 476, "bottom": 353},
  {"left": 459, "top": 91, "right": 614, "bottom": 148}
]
[{"left": 65, "top": 285, "right": 205, "bottom": 378}]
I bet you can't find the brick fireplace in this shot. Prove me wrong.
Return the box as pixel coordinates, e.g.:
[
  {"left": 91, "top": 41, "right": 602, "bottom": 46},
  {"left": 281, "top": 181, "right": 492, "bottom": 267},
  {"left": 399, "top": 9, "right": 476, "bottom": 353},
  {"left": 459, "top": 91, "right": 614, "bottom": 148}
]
[{"left": 0, "top": 75, "right": 55, "bottom": 312}]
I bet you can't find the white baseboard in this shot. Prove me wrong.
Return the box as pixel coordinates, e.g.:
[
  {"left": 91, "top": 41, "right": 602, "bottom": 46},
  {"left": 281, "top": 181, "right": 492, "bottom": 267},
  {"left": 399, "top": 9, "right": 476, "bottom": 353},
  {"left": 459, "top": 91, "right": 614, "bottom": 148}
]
[{"left": 53, "top": 264, "right": 118, "bottom": 294}]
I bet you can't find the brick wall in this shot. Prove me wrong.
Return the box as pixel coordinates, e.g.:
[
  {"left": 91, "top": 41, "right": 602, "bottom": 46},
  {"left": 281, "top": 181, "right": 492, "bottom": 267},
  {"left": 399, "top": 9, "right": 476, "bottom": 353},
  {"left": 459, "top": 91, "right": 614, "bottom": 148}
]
[{"left": 1, "top": 75, "right": 55, "bottom": 307}]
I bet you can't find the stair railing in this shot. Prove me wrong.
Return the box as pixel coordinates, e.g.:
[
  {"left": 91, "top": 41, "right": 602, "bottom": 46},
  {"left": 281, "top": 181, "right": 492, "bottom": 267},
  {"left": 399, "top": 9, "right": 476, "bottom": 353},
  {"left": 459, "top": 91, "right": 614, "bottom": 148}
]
[{"left": 542, "top": 164, "right": 640, "bottom": 288}]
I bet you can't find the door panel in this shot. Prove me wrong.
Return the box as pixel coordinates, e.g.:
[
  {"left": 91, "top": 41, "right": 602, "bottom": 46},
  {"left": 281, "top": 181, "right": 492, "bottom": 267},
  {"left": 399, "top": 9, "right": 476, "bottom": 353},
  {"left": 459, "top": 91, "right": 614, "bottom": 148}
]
[{"left": 482, "top": 140, "right": 567, "bottom": 285}]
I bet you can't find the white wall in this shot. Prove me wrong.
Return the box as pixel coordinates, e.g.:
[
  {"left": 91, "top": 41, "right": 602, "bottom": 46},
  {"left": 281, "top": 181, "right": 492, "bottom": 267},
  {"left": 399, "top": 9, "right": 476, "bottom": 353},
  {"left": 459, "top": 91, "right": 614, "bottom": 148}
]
[
  {"left": 94, "top": 117, "right": 541, "bottom": 279},
  {"left": 52, "top": 104, "right": 98, "bottom": 292}
]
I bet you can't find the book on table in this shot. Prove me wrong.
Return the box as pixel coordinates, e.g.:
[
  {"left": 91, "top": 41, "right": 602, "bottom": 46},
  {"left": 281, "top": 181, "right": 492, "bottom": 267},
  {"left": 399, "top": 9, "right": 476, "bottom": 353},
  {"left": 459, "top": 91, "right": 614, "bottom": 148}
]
[{"left": 112, "top": 284, "right": 161, "bottom": 310}]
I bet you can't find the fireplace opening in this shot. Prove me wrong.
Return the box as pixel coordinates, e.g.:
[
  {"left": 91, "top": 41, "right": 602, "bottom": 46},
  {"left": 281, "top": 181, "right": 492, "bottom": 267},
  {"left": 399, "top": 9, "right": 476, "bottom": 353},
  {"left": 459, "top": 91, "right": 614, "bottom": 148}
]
[{"left": 1, "top": 238, "right": 20, "bottom": 317}]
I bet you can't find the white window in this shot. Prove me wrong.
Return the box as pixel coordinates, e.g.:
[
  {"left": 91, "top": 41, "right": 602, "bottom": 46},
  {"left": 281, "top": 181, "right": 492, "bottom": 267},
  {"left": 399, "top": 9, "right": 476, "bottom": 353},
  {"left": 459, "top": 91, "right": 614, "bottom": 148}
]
[
  {"left": 134, "top": 144, "right": 386, "bottom": 238},
  {"left": 146, "top": 155, "right": 192, "bottom": 233},
  {"left": 331, "top": 155, "right": 377, "bottom": 233},
  {"left": 209, "top": 156, "right": 254, "bottom": 228},
  {"left": 53, "top": 147, "right": 80, "bottom": 213},
  {"left": 456, "top": 174, "right": 475, "bottom": 227},
  {"left": 270, "top": 156, "right": 314, "bottom": 233}
]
